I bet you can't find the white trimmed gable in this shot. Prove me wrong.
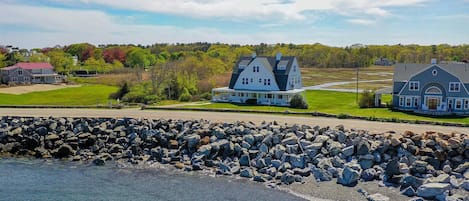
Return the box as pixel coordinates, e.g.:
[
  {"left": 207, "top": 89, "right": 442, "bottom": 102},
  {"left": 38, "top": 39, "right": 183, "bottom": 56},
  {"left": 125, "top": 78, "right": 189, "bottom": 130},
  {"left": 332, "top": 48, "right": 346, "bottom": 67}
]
[
  {"left": 233, "top": 57, "right": 280, "bottom": 91},
  {"left": 286, "top": 58, "right": 302, "bottom": 90}
]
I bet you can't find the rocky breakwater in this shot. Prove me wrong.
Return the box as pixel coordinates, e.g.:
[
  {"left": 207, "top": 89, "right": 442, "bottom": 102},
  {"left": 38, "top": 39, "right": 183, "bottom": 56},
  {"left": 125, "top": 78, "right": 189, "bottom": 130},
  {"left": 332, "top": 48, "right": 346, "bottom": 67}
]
[{"left": 0, "top": 116, "right": 468, "bottom": 200}]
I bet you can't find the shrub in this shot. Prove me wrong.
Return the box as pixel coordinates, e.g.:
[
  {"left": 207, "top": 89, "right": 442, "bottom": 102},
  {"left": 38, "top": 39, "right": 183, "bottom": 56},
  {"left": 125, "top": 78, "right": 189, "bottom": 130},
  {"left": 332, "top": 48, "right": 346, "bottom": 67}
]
[
  {"left": 179, "top": 87, "right": 192, "bottom": 102},
  {"left": 143, "top": 95, "right": 160, "bottom": 105},
  {"left": 122, "top": 91, "right": 146, "bottom": 103},
  {"left": 289, "top": 94, "right": 308, "bottom": 109},
  {"left": 245, "top": 99, "right": 257, "bottom": 105},
  {"left": 109, "top": 82, "right": 130, "bottom": 100},
  {"left": 359, "top": 89, "right": 375, "bottom": 108},
  {"left": 337, "top": 113, "right": 349, "bottom": 119},
  {"left": 200, "top": 92, "right": 212, "bottom": 100}
]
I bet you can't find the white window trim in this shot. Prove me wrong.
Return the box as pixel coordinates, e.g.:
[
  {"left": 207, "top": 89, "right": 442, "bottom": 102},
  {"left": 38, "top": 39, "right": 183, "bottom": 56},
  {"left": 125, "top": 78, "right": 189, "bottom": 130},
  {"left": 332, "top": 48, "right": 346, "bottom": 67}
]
[
  {"left": 406, "top": 97, "right": 412, "bottom": 107},
  {"left": 449, "top": 82, "right": 460, "bottom": 92},
  {"left": 399, "top": 97, "right": 404, "bottom": 107},
  {"left": 464, "top": 99, "right": 469, "bottom": 109},
  {"left": 455, "top": 99, "right": 463, "bottom": 109},
  {"left": 409, "top": 81, "right": 420, "bottom": 91}
]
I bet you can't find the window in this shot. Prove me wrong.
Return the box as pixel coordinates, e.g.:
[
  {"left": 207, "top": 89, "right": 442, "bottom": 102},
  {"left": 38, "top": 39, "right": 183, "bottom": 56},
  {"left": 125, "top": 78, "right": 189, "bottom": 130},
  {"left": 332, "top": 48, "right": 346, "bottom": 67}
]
[
  {"left": 242, "top": 78, "right": 245, "bottom": 85},
  {"left": 18, "top": 69, "right": 23, "bottom": 75},
  {"left": 12, "top": 77, "right": 17, "bottom": 82},
  {"left": 409, "top": 81, "right": 419, "bottom": 91},
  {"left": 279, "top": 95, "right": 283, "bottom": 99},
  {"left": 425, "top": 86, "right": 442, "bottom": 94},
  {"left": 263, "top": 79, "right": 266, "bottom": 85},
  {"left": 455, "top": 99, "right": 462, "bottom": 109},
  {"left": 465, "top": 100, "right": 469, "bottom": 109},
  {"left": 432, "top": 69, "right": 437, "bottom": 76},
  {"left": 449, "top": 82, "right": 460, "bottom": 92},
  {"left": 253, "top": 66, "right": 255, "bottom": 72},
  {"left": 448, "top": 99, "right": 453, "bottom": 109},
  {"left": 259, "top": 78, "right": 262, "bottom": 83},
  {"left": 267, "top": 79, "right": 271, "bottom": 85},
  {"left": 414, "top": 97, "right": 419, "bottom": 107},
  {"left": 293, "top": 66, "right": 296, "bottom": 72},
  {"left": 399, "top": 97, "right": 404, "bottom": 106},
  {"left": 406, "top": 97, "right": 411, "bottom": 107},
  {"left": 250, "top": 78, "right": 253, "bottom": 83}
]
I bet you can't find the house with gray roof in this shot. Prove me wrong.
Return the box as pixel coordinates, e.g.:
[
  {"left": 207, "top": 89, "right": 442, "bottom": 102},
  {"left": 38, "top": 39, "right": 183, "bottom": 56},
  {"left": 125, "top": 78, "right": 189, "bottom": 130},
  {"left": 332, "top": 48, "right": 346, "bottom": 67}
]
[
  {"left": 212, "top": 53, "right": 304, "bottom": 106},
  {"left": 392, "top": 59, "right": 469, "bottom": 115}
]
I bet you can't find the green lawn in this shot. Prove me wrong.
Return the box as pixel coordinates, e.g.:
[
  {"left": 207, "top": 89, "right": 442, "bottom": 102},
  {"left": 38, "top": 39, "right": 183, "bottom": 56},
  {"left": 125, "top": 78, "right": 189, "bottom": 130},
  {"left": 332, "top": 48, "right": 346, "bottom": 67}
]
[
  {"left": 0, "top": 85, "right": 118, "bottom": 106},
  {"left": 183, "top": 90, "right": 469, "bottom": 124}
]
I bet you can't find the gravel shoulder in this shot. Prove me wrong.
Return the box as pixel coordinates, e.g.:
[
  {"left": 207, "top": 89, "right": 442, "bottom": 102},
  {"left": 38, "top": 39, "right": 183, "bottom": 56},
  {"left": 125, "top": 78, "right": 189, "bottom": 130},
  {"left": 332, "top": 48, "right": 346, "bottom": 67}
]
[{"left": 0, "top": 108, "right": 468, "bottom": 135}]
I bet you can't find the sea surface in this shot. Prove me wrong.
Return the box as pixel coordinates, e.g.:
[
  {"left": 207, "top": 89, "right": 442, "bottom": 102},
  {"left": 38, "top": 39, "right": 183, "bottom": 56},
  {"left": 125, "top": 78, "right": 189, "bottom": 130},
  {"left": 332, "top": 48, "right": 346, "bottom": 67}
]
[{"left": 0, "top": 158, "right": 306, "bottom": 201}]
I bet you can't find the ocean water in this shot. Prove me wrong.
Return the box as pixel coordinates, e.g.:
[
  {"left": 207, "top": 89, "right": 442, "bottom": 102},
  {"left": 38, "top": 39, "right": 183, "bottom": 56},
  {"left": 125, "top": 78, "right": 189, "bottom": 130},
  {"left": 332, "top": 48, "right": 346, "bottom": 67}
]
[{"left": 0, "top": 159, "right": 305, "bottom": 201}]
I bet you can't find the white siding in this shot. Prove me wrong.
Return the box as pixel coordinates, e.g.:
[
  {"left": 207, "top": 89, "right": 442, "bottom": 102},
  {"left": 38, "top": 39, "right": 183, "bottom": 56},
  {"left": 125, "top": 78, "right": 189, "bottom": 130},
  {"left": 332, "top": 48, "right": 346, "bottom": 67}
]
[
  {"left": 286, "top": 59, "right": 302, "bottom": 90},
  {"left": 233, "top": 58, "right": 280, "bottom": 91}
]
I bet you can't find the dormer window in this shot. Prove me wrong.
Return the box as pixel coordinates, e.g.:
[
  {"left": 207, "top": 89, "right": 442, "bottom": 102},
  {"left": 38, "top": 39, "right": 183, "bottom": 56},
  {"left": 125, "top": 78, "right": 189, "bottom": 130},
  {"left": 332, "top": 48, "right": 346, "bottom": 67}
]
[
  {"left": 277, "top": 60, "right": 288, "bottom": 70},
  {"left": 449, "top": 82, "right": 460, "bottom": 92},
  {"left": 18, "top": 69, "right": 23, "bottom": 75},
  {"left": 409, "top": 81, "right": 419, "bottom": 91}
]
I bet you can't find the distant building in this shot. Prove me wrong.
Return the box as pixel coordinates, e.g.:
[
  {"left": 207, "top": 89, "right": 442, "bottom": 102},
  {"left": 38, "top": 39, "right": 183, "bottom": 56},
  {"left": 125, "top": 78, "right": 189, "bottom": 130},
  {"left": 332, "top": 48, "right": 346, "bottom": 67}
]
[
  {"left": 1, "top": 62, "right": 61, "bottom": 84},
  {"left": 392, "top": 59, "right": 469, "bottom": 116},
  {"left": 374, "top": 58, "right": 394, "bottom": 66},
  {"left": 211, "top": 53, "right": 304, "bottom": 106}
]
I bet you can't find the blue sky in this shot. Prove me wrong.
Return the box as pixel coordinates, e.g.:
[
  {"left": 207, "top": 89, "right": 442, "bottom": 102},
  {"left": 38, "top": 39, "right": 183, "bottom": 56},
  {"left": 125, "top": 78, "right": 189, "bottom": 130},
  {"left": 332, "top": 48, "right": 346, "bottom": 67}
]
[{"left": 0, "top": 0, "right": 468, "bottom": 48}]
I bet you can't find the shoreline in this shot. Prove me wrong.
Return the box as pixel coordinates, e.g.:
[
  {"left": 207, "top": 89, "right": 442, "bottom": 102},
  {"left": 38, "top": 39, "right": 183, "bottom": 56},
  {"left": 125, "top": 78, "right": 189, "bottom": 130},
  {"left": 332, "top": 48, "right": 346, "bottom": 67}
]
[{"left": 0, "top": 116, "right": 468, "bottom": 201}]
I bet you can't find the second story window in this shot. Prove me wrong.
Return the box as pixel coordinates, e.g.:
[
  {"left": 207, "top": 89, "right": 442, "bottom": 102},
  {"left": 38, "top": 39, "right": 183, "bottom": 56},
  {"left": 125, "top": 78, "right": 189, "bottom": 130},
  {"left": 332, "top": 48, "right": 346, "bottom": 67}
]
[
  {"left": 267, "top": 79, "right": 271, "bottom": 85},
  {"left": 449, "top": 82, "right": 460, "bottom": 92},
  {"left": 409, "top": 81, "right": 419, "bottom": 91},
  {"left": 18, "top": 69, "right": 23, "bottom": 75}
]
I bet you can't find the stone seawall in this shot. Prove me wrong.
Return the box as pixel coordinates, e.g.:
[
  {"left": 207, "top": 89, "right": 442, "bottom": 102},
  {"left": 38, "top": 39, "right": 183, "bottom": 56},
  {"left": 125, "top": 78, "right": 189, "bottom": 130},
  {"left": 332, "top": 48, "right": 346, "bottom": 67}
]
[{"left": 0, "top": 116, "right": 468, "bottom": 200}]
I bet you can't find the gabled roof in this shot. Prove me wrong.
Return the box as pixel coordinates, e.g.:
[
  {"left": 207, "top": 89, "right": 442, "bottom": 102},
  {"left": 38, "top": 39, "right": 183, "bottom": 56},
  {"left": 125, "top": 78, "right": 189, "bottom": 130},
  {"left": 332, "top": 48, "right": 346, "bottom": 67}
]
[
  {"left": 229, "top": 55, "right": 296, "bottom": 91},
  {"left": 4, "top": 62, "right": 54, "bottom": 70},
  {"left": 394, "top": 63, "right": 469, "bottom": 83}
]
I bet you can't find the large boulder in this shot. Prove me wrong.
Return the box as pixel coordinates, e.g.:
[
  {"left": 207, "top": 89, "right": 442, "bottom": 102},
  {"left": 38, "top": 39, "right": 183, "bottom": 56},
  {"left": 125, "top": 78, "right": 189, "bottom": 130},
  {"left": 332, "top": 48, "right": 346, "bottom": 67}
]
[
  {"left": 337, "top": 166, "right": 360, "bottom": 186},
  {"left": 416, "top": 183, "right": 451, "bottom": 199},
  {"left": 54, "top": 144, "right": 75, "bottom": 158}
]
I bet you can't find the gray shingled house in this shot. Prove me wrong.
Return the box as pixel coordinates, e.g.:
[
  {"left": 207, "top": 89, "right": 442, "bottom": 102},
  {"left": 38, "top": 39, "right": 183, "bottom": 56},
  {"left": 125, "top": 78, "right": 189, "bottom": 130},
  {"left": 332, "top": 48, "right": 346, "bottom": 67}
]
[
  {"left": 392, "top": 59, "right": 469, "bottom": 116},
  {"left": 212, "top": 53, "right": 304, "bottom": 106},
  {"left": 1, "top": 62, "right": 60, "bottom": 85}
]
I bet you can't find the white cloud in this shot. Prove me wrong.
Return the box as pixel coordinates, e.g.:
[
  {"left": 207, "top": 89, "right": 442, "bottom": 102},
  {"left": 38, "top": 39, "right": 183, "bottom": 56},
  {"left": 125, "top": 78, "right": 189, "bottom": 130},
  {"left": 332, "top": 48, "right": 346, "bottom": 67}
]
[
  {"left": 347, "top": 18, "right": 375, "bottom": 25},
  {"left": 50, "top": 0, "right": 428, "bottom": 20}
]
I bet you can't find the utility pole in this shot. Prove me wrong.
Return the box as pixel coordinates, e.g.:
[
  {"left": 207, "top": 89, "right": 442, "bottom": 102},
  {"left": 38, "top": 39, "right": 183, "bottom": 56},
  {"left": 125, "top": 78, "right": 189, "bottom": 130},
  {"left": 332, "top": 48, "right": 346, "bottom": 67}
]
[{"left": 356, "top": 62, "right": 359, "bottom": 104}]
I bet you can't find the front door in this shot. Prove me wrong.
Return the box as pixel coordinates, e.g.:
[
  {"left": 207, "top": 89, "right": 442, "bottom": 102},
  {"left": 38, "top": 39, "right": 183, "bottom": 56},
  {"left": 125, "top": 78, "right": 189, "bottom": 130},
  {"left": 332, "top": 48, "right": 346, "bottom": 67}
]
[{"left": 427, "top": 97, "right": 439, "bottom": 110}]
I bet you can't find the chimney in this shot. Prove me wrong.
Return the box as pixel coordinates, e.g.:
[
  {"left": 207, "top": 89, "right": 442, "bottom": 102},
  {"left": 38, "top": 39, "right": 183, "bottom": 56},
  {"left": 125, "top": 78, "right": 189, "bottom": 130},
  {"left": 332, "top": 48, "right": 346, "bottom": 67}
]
[
  {"left": 431, "top": 58, "right": 437, "bottom": 64},
  {"left": 251, "top": 52, "right": 257, "bottom": 59},
  {"left": 276, "top": 52, "right": 282, "bottom": 61}
]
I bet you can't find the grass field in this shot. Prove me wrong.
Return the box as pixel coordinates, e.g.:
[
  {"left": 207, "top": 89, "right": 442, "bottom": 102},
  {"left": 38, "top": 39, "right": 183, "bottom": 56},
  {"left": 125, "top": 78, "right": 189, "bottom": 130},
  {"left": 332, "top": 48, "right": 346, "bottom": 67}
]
[
  {"left": 0, "top": 85, "right": 118, "bottom": 106},
  {"left": 182, "top": 90, "right": 469, "bottom": 124},
  {"left": 301, "top": 66, "right": 394, "bottom": 87}
]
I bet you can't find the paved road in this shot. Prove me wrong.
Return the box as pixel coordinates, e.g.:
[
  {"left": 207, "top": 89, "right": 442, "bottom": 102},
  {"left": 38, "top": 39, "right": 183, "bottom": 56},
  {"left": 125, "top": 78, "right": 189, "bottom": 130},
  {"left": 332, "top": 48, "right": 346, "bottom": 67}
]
[{"left": 0, "top": 108, "right": 467, "bottom": 134}]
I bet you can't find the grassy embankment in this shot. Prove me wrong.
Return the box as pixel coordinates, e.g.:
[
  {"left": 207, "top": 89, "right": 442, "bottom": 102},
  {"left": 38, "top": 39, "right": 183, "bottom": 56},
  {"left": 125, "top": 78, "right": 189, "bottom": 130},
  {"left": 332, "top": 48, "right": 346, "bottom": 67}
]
[
  {"left": 0, "top": 85, "right": 118, "bottom": 106},
  {"left": 182, "top": 90, "right": 469, "bottom": 124}
]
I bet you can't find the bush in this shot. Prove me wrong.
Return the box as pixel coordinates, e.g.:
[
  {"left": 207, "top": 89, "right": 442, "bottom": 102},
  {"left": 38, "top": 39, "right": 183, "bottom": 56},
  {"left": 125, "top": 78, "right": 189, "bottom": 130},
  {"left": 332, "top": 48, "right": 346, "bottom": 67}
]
[
  {"left": 200, "top": 92, "right": 212, "bottom": 100},
  {"left": 337, "top": 113, "right": 350, "bottom": 119},
  {"left": 245, "top": 99, "right": 257, "bottom": 105},
  {"left": 179, "top": 87, "right": 192, "bottom": 102},
  {"left": 289, "top": 94, "right": 308, "bottom": 109},
  {"left": 109, "top": 82, "right": 130, "bottom": 100},
  {"left": 359, "top": 90, "right": 375, "bottom": 108},
  {"left": 143, "top": 95, "right": 160, "bottom": 105},
  {"left": 122, "top": 91, "right": 146, "bottom": 103}
]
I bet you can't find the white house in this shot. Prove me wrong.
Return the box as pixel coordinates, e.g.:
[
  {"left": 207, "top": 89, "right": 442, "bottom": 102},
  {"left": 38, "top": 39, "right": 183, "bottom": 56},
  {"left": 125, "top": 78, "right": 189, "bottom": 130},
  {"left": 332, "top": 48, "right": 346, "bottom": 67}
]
[{"left": 212, "top": 53, "right": 304, "bottom": 106}]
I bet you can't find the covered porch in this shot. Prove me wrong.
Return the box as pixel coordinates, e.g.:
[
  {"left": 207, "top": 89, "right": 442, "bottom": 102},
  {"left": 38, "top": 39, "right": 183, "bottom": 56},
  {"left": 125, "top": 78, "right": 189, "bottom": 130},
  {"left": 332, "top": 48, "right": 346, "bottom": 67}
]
[{"left": 211, "top": 87, "right": 305, "bottom": 106}]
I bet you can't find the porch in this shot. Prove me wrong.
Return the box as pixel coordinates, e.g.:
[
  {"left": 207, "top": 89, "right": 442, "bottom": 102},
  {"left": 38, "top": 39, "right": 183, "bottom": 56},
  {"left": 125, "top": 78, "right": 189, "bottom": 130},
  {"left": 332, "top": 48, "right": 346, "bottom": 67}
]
[{"left": 211, "top": 87, "right": 304, "bottom": 106}]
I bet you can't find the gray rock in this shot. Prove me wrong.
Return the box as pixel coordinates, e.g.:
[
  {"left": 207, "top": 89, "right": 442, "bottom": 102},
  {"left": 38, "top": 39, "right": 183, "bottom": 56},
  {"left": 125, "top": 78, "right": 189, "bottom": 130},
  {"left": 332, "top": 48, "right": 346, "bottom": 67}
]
[
  {"left": 306, "top": 142, "right": 324, "bottom": 150},
  {"left": 271, "top": 160, "right": 282, "bottom": 169},
  {"left": 338, "top": 166, "right": 360, "bottom": 186},
  {"left": 281, "top": 136, "right": 298, "bottom": 145},
  {"left": 311, "top": 166, "right": 332, "bottom": 181},
  {"left": 401, "top": 175, "right": 424, "bottom": 190},
  {"left": 54, "top": 144, "right": 75, "bottom": 158},
  {"left": 461, "top": 180, "right": 469, "bottom": 191},
  {"left": 253, "top": 175, "right": 266, "bottom": 182},
  {"left": 401, "top": 186, "right": 415, "bottom": 197},
  {"left": 464, "top": 169, "right": 469, "bottom": 179},
  {"left": 239, "top": 154, "right": 250, "bottom": 166},
  {"left": 186, "top": 135, "right": 200, "bottom": 149},
  {"left": 337, "top": 131, "right": 347, "bottom": 143},
  {"left": 328, "top": 141, "right": 343, "bottom": 156},
  {"left": 361, "top": 168, "right": 377, "bottom": 181},
  {"left": 273, "top": 144, "right": 286, "bottom": 159},
  {"left": 416, "top": 183, "right": 451, "bottom": 198},
  {"left": 197, "top": 144, "right": 212, "bottom": 157},
  {"left": 289, "top": 154, "right": 306, "bottom": 169},
  {"left": 366, "top": 193, "right": 389, "bottom": 201},
  {"left": 359, "top": 159, "right": 374, "bottom": 170},
  {"left": 280, "top": 172, "right": 295, "bottom": 184},
  {"left": 357, "top": 140, "right": 371, "bottom": 155},
  {"left": 93, "top": 158, "right": 105, "bottom": 166},
  {"left": 259, "top": 143, "right": 269, "bottom": 153},
  {"left": 342, "top": 145, "right": 354, "bottom": 157},
  {"left": 384, "top": 159, "right": 400, "bottom": 178},
  {"left": 293, "top": 168, "right": 310, "bottom": 177},
  {"left": 243, "top": 134, "right": 255, "bottom": 146},
  {"left": 240, "top": 168, "right": 254, "bottom": 178},
  {"left": 313, "top": 135, "right": 329, "bottom": 144},
  {"left": 428, "top": 174, "right": 450, "bottom": 183}
]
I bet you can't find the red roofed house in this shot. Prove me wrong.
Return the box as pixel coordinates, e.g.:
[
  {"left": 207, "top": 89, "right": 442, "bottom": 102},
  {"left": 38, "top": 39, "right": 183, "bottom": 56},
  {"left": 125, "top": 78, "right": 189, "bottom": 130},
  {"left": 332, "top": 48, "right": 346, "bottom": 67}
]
[{"left": 1, "top": 62, "right": 61, "bottom": 84}]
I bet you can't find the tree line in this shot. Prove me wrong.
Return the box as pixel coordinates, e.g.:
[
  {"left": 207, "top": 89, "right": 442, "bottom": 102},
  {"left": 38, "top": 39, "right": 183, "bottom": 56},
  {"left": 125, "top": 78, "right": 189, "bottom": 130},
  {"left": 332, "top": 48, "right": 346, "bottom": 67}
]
[{"left": 1, "top": 43, "right": 468, "bottom": 104}]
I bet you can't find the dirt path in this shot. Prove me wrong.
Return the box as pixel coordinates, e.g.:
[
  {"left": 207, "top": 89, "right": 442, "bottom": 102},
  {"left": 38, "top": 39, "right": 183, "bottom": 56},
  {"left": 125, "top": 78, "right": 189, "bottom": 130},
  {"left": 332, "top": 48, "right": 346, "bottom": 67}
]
[
  {"left": 0, "top": 84, "right": 80, "bottom": 95},
  {"left": 0, "top": 108, "right": 467, "bottom": 134},
  {"left": 302, "top": 79, "right": 392, "bottom": 92}
]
